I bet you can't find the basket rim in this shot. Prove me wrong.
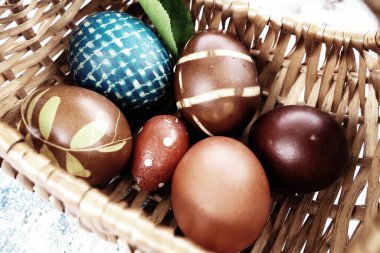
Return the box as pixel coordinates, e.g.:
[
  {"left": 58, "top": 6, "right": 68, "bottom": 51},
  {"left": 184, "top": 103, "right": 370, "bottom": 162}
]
[
  {"left": 0, "top": 0, "right": 379, "bottom": 252},
  {"left": 0, "top": 0, "right": 378, "bottom": 55},
  {"left": 208, "top": 0, "right": 380, "bottom": 52}
]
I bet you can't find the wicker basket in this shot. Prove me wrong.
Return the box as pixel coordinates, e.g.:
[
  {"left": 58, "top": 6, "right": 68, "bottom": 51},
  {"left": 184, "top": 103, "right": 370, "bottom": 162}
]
[{"left": 1, "top": 0, "right": 380, "bottom": 252}]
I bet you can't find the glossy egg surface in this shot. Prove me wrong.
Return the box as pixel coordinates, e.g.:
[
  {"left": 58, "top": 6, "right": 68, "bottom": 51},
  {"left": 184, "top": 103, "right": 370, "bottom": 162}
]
[
  {"left": 131, "top": 115, "right": 189, "bottom": 191},
  {"left": 171, "top": 136, "right": 270, "bottom": 253},
  {"left": 18, "top": 85, "right": 133, "bottom": 186},
  {"left": 249, "top": 105, "right": 349, "bottom": 193},
  {"left": 68, "top": 11, "right": 172, "bottom": 113},
  {"left": 174, "top": 30, "right": 260, "bottom": 136}
]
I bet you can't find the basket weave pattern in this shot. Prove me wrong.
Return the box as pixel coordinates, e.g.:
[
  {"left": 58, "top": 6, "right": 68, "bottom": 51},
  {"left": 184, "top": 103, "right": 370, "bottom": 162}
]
[{"left": 0, "top": 0, "right": 380, "bottom": 252}]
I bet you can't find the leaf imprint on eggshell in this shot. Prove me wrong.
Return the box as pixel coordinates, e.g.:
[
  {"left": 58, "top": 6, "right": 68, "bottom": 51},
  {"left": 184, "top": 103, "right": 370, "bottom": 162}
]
[
  {"left": 66, "top": 152, "right": 91, "bottom": 177},
  {"left": 16, "top": 120, "right": 21, "bottom": 131},
  {"left": 39, "top": 96, "right": 61, "bottom": 140},
  {"left": 98, "top": 141, "right": 126, "bottom": 153},
  {"left": 27, "top": 89, "right": 50, "bottom": 126},
  {"left": 40, "top": 144, "right": 59, "bottom": 167},
  {"left": 70, "top": 120, "right": 108, "bottom": 149}
]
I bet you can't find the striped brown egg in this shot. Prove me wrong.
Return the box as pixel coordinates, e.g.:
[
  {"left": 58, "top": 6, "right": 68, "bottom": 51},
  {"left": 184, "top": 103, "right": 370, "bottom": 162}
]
[{"left": 174, "top": 30, "right": 260, "bottom": 136}]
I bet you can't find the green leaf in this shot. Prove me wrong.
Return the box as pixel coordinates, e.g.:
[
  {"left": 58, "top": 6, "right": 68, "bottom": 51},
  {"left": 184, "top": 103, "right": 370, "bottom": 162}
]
[
  {"left": 98, "top": 141, "right": 126, "bottom": 153},
  {"left": 70, "top": 120, "right": 108, "bottom": 149},
  {"left": 139, "top": 0, "right": 194, "bottom": 57},
  {"left": 27, "top": 89, "right": 49, "bottom": 126},
  {"left": 66, "top": 152, "right": 91, "bottom": 178},
  {"left": 159, "top": 0, "right": 194, "bottom": 55},
  {"left": 139, "top": 0, "right": 176, "bottom": 55},
  {"left": 39, "top": 96, "right": 60, "bottom": 140},
  {"left": 40, "top": 144, "right": 59, "bottom": 167}
]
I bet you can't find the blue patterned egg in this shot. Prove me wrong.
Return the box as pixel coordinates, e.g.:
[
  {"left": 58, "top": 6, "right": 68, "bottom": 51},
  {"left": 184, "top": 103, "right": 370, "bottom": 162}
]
[{"left": 68, "top": 11, "right": 173, "bottom": 113}]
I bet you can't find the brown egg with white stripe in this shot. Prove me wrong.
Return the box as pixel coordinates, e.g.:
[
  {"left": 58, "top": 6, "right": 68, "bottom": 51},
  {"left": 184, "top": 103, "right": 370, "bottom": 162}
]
[{"left": 174, "top": 30, "right": 260, "bottom": 136}]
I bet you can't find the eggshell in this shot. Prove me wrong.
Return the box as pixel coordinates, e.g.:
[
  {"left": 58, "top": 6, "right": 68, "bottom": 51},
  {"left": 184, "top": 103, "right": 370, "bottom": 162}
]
[
  {"left": 249, "top": 105, "right": 349, "bottom": 193},
  {"left": 174, "top": 30, "right": 260, "bottom": 136},
  {"left": 17, "top": 85, "right": 133, "bottom": 186},
  {"left": 171, "top": 136, "right": 270, "bottom": 253},
  {"left": 68, "top": 11, "right": 172, "bottom": 114},
  {"left": 131, "top": 115, "right": 189, "bottom": 191}
]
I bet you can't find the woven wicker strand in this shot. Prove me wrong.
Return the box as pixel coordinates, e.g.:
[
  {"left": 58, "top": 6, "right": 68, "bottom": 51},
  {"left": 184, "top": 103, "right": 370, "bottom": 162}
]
[
  {"left": 0, "top": 0, "right": 380, "bottom": 252},
  {"left": 0, "top": 123, "right": 205, "bottom": 252}
]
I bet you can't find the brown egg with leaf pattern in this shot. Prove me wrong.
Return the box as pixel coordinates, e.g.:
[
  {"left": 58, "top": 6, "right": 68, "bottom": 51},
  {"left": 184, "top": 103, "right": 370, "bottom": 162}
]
[{"left": 17, "top": 85, "right": 133, "bottom": 186}]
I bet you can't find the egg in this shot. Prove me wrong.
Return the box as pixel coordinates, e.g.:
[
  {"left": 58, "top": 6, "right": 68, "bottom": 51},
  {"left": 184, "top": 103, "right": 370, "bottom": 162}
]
[
  {"left": 68, "top": 11, "right": 173, "bottom": 114},
  {"left": 171, "top": 136, "right": 270, "bottom": 253},
  {"left": 249, "top": 105, "right": 349, "bottom": 193},
  {"left": 174, "top": 30, "right": 260, "bottom": 136},
  {"left": 17, "top": 86, "right": 133, "bottom": 186},
  {"left": 131, "top": 115, "right": 189, "bottom": 191}
]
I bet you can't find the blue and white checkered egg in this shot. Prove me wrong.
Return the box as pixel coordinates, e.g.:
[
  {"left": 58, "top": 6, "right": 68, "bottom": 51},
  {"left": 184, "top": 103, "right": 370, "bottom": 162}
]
[{"left": 68, "top": 11, "right": 172, "bottom": 113}]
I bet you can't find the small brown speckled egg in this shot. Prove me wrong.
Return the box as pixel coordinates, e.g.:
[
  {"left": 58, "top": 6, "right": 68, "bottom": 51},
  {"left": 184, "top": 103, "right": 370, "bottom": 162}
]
[
  {"left": 249, "top": 105, "right": 349, "bottom": 193},
  {"left": 17, "top": 85, "right": 133, "bottom": 186},
  {"left": 171, "top": 136, "right": 270, "bottom": 253},
  {"left": 174, "top": 30, "right": 260, "bottom": 136},
  {"left": 131, "top": 115, "right": 189, "bottom": 191}
]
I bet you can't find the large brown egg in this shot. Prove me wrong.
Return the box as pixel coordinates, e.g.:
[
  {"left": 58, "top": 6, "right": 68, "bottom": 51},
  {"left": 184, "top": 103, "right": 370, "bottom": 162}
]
[
  {"left": 171, "top": 136, "right": 270, "bottom": 253},
  {"left": 17, "top": 86, "right": 133, "bottom": 186},
  {"left": 249, "top": 105, "right": 349, "bottom": 193},
  {"left": 174, "top": 30, "right": 260, "bottom": 136},
  {"left": 131, "top": 115, "right": 189, "bottom": 191}
]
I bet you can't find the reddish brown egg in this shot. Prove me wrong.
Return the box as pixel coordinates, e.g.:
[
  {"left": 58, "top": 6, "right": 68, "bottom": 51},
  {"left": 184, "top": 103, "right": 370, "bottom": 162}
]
[
  {"left": 131, "top": 115, "right": 189, "bottom": 191},
  {"left": 174, "top": 30, "right": 260, "bottom": 136},
  {"left": 171, "top": 136, "right": 270, "bottom": 253},
  {"left": 249, "top": 105, "right": 349, "bottom": 193},
  {"left": 17, "top": 85, "right": 133, "bottom": 186}
]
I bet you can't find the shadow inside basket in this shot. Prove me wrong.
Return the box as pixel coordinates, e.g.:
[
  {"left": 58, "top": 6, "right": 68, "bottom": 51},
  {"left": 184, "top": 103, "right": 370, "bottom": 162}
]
[{"left": 1, "top": 0, "right": 380, "bottom": 252}]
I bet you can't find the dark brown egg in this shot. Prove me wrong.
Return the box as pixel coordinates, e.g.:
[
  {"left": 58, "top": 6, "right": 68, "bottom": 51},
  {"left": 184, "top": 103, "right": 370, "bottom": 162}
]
[
  {"left": 249, "top": 105, "right": 349, "bottom": 193},
  {"left": 131, "top": 115, "right": 189, "bottom": 191},
  {"left": 171, "top": 136, "right": 270, "bottom": 253},
  {"left": 17, "top": 85, "right": 133, "bottom": 186},
  {"left": 174, "top": 30, "right": 260, "bottom": 136}
]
